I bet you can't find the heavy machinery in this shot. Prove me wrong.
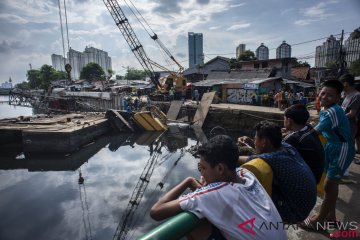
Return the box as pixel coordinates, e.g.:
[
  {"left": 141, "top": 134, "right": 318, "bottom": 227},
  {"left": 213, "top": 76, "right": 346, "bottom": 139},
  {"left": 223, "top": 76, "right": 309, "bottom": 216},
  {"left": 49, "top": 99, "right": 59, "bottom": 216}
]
[{"left": 103, "top": 0, "right": 187, "bottom": 100}]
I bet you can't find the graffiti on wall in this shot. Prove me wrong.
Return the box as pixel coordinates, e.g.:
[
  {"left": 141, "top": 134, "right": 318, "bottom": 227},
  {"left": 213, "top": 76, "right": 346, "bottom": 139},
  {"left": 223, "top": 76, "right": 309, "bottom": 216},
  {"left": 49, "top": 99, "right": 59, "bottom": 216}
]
[{"left": 226, "top": 88, "right": 256, "bottom": 103}]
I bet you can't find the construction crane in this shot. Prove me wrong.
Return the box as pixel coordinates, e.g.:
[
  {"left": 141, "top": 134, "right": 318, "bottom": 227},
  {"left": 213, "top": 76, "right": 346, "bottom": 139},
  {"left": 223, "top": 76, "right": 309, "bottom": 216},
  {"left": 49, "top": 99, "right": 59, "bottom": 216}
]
[
  {"left": 113, "top": 138, "right": 163, "bottom": 240},
  {"left": 103, "top": 0, "right": 187, "bottom": 100}
]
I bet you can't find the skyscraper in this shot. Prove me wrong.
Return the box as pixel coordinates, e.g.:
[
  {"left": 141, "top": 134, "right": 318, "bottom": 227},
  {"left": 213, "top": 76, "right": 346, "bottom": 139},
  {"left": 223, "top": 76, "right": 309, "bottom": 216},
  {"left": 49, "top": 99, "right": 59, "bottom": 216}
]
[
  {"left": 315, "top": 35, "right": 340, "bottom": 68},
  {"left": 255, "top": 43, "right": 269, "bottom": 60},
  {"left": 51, "top": 47, "right": 112, "bottom": 80},
  {"left": 51, "top": 54, "right": 66, "bottom": 72},
  {"left": 188, "top": 32, "right": 204, "bottom": 68},
  {"left": 344, "top": 28, "right": 360, "bottom": 67},
  {"left": 276, "top": 41, "right": 291, "bottom": 59},
  {"left": 236, "top": 44, "right": 246, "bottom": 59}
]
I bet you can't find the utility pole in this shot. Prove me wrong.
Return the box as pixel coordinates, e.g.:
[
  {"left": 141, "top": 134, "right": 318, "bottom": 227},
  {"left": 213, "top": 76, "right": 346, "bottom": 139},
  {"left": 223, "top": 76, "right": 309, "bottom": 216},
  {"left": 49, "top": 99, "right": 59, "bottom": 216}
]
[{"left": 122, "top": 66, "right": 130, "bottom": 85}]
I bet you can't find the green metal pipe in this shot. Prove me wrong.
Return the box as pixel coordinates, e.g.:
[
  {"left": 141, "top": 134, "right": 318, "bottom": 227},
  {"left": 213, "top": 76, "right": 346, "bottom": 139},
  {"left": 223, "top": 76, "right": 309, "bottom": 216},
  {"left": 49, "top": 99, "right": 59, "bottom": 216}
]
[{"left": 138, "top": 211, "right": 204, "bottom": 240}]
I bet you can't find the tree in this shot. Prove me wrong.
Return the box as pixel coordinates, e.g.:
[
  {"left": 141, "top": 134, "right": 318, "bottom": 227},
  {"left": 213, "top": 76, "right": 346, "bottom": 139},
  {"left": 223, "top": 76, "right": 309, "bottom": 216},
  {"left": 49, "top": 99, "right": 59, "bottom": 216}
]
[
  {"left": 14, "top": 81, "right": 29, "bottom": 90},
  {"left": 38, "top": 65, "right": 59, "bottom": 89},
  {"left": 238, "top": 50, "right": 257, "bottom": 61},
  {"left": 350, "top": 59, "right": 360, "bottom": 76},
  {"left": 325, "top": 61, "right": 338, "bottom": 70},
  {"left": 27, "top": 69, "right": 40, "bottom": 89},
  {"left": 80, "top": 62, "right": 105, "bottom": 81},
  {"left": 125, "top": 68, "right": 147, "bottom": 80},
  {"left": 107, "top": 69, "right": 115, "bottom": 80},
  {"left": 26, "top": 65, "right": 67, "bottom": 89},
  {"left": 291, "top": 58, "right": 311, "bottom": 67},
  {"left": 116, "top": 75, "right": 124, "bottom": 80},
  {"left": 229, "top": 58, "right": 241, "bottom": 70}
]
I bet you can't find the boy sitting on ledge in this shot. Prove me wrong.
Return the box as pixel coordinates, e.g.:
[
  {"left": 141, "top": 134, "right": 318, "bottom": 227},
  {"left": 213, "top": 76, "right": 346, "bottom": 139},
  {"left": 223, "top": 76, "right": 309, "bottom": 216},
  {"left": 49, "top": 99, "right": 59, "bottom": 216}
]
[{"left": 150, "top": 135, "right": 286, "bottom": 240}]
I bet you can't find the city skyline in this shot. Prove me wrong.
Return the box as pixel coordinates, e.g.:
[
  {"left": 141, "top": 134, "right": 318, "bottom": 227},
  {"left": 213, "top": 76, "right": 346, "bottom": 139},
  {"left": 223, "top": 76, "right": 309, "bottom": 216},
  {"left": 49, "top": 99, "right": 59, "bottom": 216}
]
[
  {"left": 1, "top": 0, "right": 360, "bottom": 84},
  {"left": 52, "top": 46, "right": 112, "bottom": 80}
]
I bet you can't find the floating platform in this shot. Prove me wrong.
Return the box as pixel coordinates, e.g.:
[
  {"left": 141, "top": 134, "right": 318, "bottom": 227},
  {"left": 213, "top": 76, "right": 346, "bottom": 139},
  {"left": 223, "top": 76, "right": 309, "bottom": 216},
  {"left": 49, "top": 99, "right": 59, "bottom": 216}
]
[{"left": 0, "top": 113, "right": 111, "bottom": 153}]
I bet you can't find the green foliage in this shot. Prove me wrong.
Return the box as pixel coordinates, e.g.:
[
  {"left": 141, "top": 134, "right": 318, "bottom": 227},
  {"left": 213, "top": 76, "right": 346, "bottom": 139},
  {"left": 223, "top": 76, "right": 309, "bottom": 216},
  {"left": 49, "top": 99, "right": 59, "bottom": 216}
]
[
  {"left": 238, "top": 50, "right": 257, "bottom": 61},
  {"left": 14, "top": 81, "right": 29, "bottom": 90},
  {"left": 350, "top": 59, "right": 360, "bottom": 76},
  {"left": 291, "top": 58, "right": 311, "bottom": 67},
  {"left": 26, "top": 69, "right": 40, "bottom": 89},
  {"left": 325, "top": 61, "right": 338, "bottom": 70},
  {"left": 125, "top": 68, "right": 147, "bottom": 80},
  {"left": 107, "top": 69, "right": 115, "bottom": 80},
  {"left": 116, "top": 75, "right": 124, "bottom": 80},
  {"left": 80, "top": 62, "right": 105, "bottom": 81},
  {"left": 229, "top": 58, "right": 242, "bottom": 69},
  {"left": 26, "top": 65, "right": 68, "bottom": 89}
]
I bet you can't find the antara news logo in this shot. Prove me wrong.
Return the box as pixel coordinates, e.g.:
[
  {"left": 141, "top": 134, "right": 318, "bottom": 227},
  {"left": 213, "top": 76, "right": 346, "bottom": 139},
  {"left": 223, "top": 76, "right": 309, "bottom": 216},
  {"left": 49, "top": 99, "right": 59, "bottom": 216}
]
[{"left": 238, "top": 218, "right": 359, "bottom": 239}]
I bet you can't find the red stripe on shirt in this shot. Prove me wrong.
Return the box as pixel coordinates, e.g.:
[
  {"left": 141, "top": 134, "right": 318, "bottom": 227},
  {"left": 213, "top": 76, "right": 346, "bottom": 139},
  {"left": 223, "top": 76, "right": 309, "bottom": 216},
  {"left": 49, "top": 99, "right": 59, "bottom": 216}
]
[{"left": 179, "top": 182, "right": 229, "bottom": 203}]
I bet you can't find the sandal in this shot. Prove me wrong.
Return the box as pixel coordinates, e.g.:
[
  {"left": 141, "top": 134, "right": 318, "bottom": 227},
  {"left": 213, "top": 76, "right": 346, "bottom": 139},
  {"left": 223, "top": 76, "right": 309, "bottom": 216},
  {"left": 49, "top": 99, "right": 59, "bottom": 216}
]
[
  {"left": 298, "top": 217, "right": 328, "bottom": 231},
  {"left": 298, "top": 217, "right": 318, "bottom": 231}
]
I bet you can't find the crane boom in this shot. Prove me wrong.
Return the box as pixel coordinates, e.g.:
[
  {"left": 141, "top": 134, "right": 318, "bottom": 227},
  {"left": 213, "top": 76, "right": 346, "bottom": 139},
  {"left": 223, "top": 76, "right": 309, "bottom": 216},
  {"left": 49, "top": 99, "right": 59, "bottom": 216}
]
[
  {"left": 103, "top": 0, "right": 161, "bottom": 88},
  {"left": 103, "top": 0, "right": 187, "bottom": 100}
]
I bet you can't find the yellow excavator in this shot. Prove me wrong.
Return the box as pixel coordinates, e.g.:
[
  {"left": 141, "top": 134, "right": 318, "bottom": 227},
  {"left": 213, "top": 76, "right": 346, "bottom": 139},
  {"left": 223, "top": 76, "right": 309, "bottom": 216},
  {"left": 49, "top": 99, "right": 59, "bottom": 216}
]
[{"left": 103, "top": 0, "right": 187, "bottom": 100}]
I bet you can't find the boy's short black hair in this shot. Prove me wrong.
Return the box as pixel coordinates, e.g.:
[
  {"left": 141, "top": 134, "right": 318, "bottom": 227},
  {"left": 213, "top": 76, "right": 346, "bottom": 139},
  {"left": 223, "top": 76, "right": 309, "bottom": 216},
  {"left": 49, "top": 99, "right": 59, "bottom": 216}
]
[
  {"left": 197, "top": 135, "right": 238, "bottom": 171},
  {"left": 339, "top": 73, "right": 355, "bottom": 86},
  {"left": 254, "top": 121, "right": 282, "bottom": 148},
  {"left": 284, "top": 104, "right": 309, "bottom": 125},
  {"left": 322, "top": 80, "right": 344, "bottom": 95}
]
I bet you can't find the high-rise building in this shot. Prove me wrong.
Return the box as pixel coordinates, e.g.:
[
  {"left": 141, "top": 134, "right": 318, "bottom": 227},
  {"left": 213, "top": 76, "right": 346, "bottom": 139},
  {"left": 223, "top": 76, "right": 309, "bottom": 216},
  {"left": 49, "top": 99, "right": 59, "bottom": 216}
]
[
  {"left": 255, "top": 43, "right": 269, "bottom": 60},
  {"left": 51, "top": 54, "right": 66, "bottom": 72},
  {"left": 315, "top": 35, "right": 340, "bottom": 68},
  {"left": 236, "top": 44, "right": 246, "bottom": 59},
  {"left": 83, "top": 47, "right": 112, "bottom": 74},
  {"left": 188, "top": 32, "right": 204, "bottom": 68},
  {"left": 276, "top": 41, "right": 291, "bottom": 59},
  {"left": 68, "top": 48, "right": 83, "bottom": 80},
  {"left": 344, "top": 28, "right": 360, "bottom": 68},
  {"left": 52, "top": 47, "right": 112, "bottom": 80}
]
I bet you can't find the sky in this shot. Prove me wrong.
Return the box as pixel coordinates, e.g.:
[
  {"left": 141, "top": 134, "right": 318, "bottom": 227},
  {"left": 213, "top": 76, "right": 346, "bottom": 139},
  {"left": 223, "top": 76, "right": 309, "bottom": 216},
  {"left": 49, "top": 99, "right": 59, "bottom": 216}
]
[{"left": 0, "top": 0, "right": 360, "bottom": 84}]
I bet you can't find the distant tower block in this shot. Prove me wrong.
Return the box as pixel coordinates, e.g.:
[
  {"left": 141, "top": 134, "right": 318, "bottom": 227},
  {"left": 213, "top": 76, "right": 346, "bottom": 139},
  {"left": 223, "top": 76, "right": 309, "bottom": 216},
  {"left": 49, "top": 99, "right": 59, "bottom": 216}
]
[
  {"left": 236, "top": 44, "right": 246, "bottom": 59},
  {"left": 188, "top": 32, "right": 204, "bottom": 68},
  {"left": 256, "top": 43, "right": 269, "bottom": 60}
]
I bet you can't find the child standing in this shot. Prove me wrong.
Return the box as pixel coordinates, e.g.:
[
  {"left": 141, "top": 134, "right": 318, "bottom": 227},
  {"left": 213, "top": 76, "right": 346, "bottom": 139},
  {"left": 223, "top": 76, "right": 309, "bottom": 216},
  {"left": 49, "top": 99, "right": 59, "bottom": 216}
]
[{"left": 300, "top": 80, "right": 355, "bottom": 229}]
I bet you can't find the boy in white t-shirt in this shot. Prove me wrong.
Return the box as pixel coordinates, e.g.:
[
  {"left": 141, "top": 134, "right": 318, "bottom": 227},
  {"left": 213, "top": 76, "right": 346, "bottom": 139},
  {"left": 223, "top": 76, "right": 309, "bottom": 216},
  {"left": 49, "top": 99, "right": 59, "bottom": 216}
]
[{"left": 150, "top": 135, "right": 287, "bottom": 240}]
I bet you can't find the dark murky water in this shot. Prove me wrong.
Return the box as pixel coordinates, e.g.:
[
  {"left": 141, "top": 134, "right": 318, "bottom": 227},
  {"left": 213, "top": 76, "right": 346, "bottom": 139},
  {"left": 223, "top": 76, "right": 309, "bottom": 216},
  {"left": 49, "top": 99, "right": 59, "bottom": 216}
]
[{"left": 1, "top": 97, "right": 240, "bottom": 240}]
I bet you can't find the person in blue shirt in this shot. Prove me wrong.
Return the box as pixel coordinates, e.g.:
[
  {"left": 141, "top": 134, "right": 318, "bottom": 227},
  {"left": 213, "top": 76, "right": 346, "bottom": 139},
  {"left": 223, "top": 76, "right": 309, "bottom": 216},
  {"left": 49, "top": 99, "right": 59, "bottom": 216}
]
[{"left": 299, "top": 79, "right": 355, "bottom": 230}]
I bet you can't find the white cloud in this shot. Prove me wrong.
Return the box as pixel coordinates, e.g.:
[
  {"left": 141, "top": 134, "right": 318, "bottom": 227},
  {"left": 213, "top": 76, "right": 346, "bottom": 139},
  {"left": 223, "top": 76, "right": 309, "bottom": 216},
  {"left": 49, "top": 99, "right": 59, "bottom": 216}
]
[
  {"left": 295, "top": 1, "right": 338, "bottom": 26},
  {"left": 0, "top": 13, "right": 28, "bottom": 24},
  {"left": 280, "top": 8, "right": 294, "bottom": 15},
  {"left": 230, "top": 3, "right": 246, "bottom": 8},
  {"left": 209, "top": 26, "right": 220, "bottom": 30},
  {"left": 226, "top": 23, "right": 251, "bottom": 31}
]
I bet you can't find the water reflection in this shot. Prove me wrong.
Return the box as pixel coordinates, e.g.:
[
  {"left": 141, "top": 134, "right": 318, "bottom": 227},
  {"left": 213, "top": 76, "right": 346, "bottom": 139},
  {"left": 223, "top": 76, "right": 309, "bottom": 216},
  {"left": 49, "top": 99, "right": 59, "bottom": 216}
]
[{"left": 0, "top": 127, "right": 201, "bottom": 240}]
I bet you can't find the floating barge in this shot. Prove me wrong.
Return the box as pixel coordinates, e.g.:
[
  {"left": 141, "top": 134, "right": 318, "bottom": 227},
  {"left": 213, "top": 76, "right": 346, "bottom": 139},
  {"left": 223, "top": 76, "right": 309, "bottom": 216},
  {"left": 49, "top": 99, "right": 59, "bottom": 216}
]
[{"left": 0, "top": 113, "right": 111, "bottom": 153}]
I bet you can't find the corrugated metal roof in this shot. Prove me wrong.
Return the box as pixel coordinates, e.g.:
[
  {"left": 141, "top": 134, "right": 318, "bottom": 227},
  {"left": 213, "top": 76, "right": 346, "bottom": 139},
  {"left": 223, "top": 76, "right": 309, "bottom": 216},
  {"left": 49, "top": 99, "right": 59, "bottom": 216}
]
[
  {"left": 291, "top": 67, "right": 310, "bottom": 80},
  {"left": 206, "top": 69, "right": 272, "bottom": 80},
  {"left": 192, "top": 77, "right": 281, "bottom": 87},
  {"left": 283, "top": 79, "right": 315, "bottom": 88}
]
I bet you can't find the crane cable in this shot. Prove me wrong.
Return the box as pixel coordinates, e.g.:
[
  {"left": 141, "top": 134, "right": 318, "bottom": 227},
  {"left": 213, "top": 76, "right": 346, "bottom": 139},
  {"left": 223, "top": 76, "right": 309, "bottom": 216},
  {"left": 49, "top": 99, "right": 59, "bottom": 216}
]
[
  {"left": 124, "top": 0, "right": 180, "bottom": 70},
  {"left": 57, "top": 0, "right": 66, "bottom": 69},
  {"left": 63, "top": 0, "right": 70, "bottom": 58}
]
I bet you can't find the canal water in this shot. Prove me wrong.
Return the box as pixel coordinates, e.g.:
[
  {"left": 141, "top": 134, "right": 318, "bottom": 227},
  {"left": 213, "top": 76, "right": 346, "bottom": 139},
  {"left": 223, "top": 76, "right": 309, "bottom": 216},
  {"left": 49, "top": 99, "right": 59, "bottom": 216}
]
[{"left": 0, "top": 96, "right": 243, "bottom": 240}]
